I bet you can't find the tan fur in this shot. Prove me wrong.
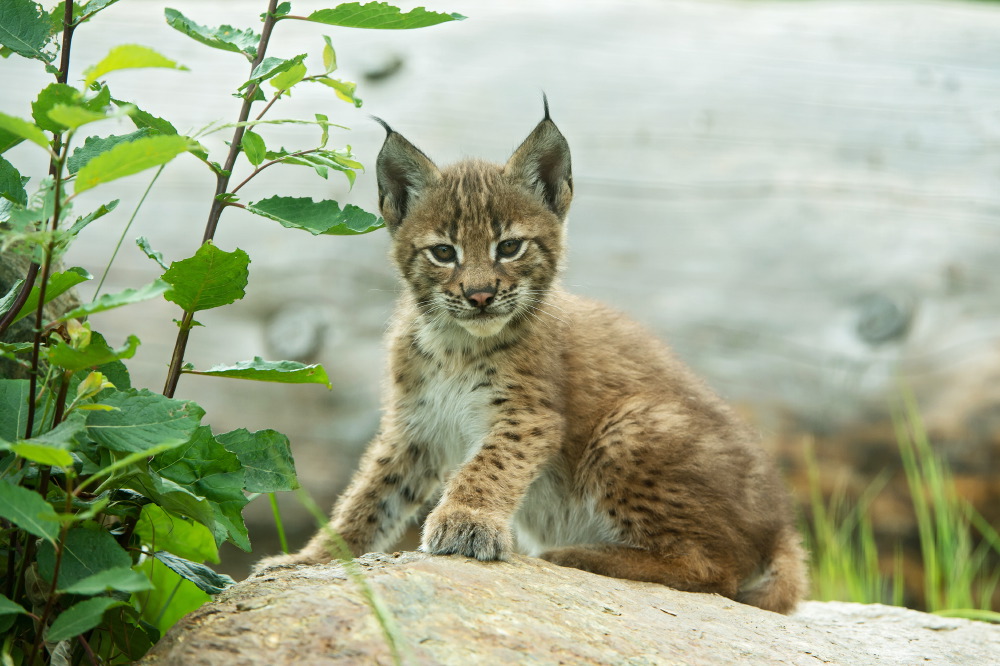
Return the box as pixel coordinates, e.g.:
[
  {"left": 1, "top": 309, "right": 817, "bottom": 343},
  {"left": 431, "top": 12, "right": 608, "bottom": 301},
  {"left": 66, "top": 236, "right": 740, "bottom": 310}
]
[{"left": 256, "top": 109, "right": 808, "bottom": 614}]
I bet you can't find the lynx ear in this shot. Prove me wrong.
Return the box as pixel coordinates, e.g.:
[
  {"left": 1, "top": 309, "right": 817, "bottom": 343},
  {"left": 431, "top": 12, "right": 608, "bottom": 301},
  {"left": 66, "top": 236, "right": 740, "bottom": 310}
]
[
  {"left": 374, "top": 118, "right": 441, "bottom": 231},
  {"left": 505, "top": 100, "right": 573, "bottom": 220}
]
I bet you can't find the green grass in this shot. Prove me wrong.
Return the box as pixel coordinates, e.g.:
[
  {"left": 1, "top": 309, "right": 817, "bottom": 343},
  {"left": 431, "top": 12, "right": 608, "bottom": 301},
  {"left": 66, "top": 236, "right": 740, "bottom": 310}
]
[{"left": 804, "top": 391, "right": 1000, "bottom": 622}]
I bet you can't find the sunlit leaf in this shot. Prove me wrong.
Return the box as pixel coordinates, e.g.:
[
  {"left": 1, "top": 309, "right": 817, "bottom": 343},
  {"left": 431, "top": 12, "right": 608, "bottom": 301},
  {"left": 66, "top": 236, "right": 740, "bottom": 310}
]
[
  {"left": 31, "top": 82, "right": 79, "bottom": 132},
  {"left": 135, "top": 504, "right": 219, "bottom": 563},
  {"left": 68, "top": 129, "right": 156, "bottom": 174},
  {"left": 242, "top": 129, "right": 266, "bottom": 167},
  {"left": 239, "top": 54, "right": 306, "bottom": 91},
  {"left": 67, "top": 199, "right": 119, "bottom": 235},
  {"left": 269, "top": 62, "right": 307, "bottom": 91},
  {"left": 84, "top": 44, "right": 188, "bottom": 87},
  {"left": 321, "top": 35, "right": 337, "bottom": 73},
  {"left": 0, "top": 111, "right": 49, "bottom": 150},
  {"left": 75, "top": 134, "right": 192, "bottom": 194}
]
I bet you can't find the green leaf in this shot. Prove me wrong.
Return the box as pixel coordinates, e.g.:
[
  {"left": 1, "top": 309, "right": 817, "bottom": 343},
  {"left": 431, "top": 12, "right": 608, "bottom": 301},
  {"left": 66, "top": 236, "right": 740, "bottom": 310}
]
[
  {"left": 135, "top": 504, "right": 219, "bottom": 563},
  {"left": 0, "top": 126, "right": 24, "bottom": 154},
  {"left": 0, "top": 594, "right": 28, "bottom": 617},
  {"left": 124, "top": 470, "right": 215, "bottom": 529},
  {"left": 136, "top": 236, "right": 168, "bottom": 269},
  {"left": 0, "top": 380, "right": 31, "bottom": 441},
  {"left": 61, "top": 566, "right": 153, "bottom": 595},
  {"left": 75, "top": 134, "right": 192, "bottom": 194},
  {"left": 9, "top": 442, "right": 72, "bottom": 467},
  {"left": 150, "top": 426, "right": 249, "bottom": 550},
  {"left": 321, "top": 35, "right": 337, "bottom": 73},
  {"left": 113, "top": 99, "right": 177, "bottom": 135},
  {"left": 67, "top": 199, "right": 119, "bottom": 235},
  {"left": 0, "top": 0, "right": 55, "bottom": 62},
  {"left": 45, "top": 103, "right": 117, "bottom": 130},
  {"left": 269, "top": 62, "right": 307, "bottom": 91},
  {"left": 0, "top": 156, "right": 26, "bottom": 209},
  {"left": 0, "top": 480, "right": 60, "bottom": 542},
  {"left": 217, "top": 428, "right": 299, "bottom": 493},
  {"left": 136, "top": 557, "right": 209, "bottom": 634},
  {"left": 48, "top": 333, "right": 140, "bottom": 371},
  {"left": 184, "top": 356, "right": 331, "bottom": 389},
  {"left": 68, "top": 129, "right": 155, "bottom": 174},
  {"left": 247, "top": 196, "right": 384, "bottom": 235},
  {"left": 242, "top": 129, "right": 266, "bottom": 167},
  {"left": 86, "top": 389, "right": 204, "bottom": 453},
  {"left": 314, "top": 76, "right": 362, "bottom": 107},
  {"left": 75, "top": 0, "right": 122, "bottom": 25},
  {"left": 0, "top": 111, "right": 49, "bottom": 150},
  {"left": 152, "top": 550, "right": 234, "bottom": 595},
  {"left": 7, "top": 266, "right": 92, "bottom": 326},
  {"left": 240, "top": 54, "right": 306, "bottom": 91},
  {"left": 38, "top": 525, "right": 133, "bottom": 589},
  {"left": 47, "top": 597, "right": 125, "bottom": 642},
  {"left": 300, "top": 3, "right": 466, "bottom": 29},
  {"left": 163, "top": 8, "right": 260, "bottom": 60},
  {"left": 84, "top": 44, "right": 188, "bottom": 87},
  {"left": 58, "top": 279, "right": 168, "bottom": 321},
  {"left": 162, "top": 242, "right": 249, "bottom": 312},
  {"left": 31, "top": 83, "right": 79, "bottom": 132}
]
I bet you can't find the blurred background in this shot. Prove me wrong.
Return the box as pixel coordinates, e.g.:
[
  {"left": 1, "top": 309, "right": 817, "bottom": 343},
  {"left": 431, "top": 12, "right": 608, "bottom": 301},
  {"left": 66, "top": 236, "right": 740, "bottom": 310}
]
[{"left": 3, "top": 0, "right": 999, "bottom": 610}]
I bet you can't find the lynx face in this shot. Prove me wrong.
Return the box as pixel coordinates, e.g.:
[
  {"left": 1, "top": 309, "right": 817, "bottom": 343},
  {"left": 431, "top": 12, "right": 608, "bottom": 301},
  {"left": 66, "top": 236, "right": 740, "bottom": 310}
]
[{"left": 374, "top": 113, "right": 573, "bottom": 338}]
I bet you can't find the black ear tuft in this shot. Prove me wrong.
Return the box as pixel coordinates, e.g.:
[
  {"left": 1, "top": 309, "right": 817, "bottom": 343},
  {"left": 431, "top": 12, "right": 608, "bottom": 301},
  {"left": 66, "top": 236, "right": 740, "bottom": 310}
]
[
  {"left": 505, "top": 101, "right": 573, "bottom": 220},
  {"left": 374, "top": 123, "right": 441, "bottom": 231}
]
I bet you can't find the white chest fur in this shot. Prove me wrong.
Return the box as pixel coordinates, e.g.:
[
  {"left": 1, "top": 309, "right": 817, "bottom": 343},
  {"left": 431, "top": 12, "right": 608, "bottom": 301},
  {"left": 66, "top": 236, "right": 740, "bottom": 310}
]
[{"left": 399, "top": 362, "right": 492, "bottom": 472}]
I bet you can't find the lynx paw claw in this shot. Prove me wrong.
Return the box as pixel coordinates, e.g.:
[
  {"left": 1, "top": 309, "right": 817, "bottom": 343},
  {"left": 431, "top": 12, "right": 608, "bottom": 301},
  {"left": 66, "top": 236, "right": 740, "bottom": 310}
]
[{"left": 422, "top": 506, "right": 511, "bottom": 561}]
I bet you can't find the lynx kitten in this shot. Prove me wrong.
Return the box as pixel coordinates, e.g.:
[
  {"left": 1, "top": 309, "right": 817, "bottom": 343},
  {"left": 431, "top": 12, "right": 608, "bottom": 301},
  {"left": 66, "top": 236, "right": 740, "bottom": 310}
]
[{"left": 259, "top": 102, "right": 807, "bottom": 613}]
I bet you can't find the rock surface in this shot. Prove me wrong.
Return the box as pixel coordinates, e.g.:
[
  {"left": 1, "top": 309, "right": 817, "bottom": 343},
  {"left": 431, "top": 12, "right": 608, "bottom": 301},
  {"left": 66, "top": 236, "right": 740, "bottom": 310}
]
[{"left": 140, "top": 552, "right": 999, "bottom": 665}]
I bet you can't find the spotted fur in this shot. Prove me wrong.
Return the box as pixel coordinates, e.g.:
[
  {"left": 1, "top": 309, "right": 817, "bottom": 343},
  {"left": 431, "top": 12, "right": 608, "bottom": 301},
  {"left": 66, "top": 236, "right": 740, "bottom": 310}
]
[{"left": 256, "top": 107, "right": 808, "bottom": 614}]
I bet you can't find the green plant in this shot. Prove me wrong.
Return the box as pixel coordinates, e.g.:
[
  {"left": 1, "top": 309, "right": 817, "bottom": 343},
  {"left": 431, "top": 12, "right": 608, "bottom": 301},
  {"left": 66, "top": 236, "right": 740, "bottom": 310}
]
[
  {"left": 0, "top": 1, "right": 463, "bottom": 663},
  {"left": 892, "top": 390, "right": 1000, "bottom": 620},
  {"left": 804, "top": 395, "right": 1000, "bottom": 622},
  {"left": 802, "top": 437, "right": 904, "bottom": 606}
]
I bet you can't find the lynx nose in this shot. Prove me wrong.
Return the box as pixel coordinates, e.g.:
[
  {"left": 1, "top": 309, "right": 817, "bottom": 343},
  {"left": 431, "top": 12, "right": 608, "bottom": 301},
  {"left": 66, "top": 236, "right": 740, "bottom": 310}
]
[{"left": 464, "top": 286, "right": 496, "bottom": 308}]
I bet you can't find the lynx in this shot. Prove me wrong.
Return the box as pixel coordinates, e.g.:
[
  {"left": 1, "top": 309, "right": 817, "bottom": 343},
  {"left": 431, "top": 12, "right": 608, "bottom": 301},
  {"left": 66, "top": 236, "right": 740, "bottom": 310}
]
[{"left": 258, "top": 102, "right": 808, "bottom": 614}]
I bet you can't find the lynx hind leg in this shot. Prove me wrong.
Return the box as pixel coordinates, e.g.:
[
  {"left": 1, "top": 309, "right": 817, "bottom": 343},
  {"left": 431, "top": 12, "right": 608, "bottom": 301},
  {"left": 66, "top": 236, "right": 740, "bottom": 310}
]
[
  {"left": 736, "top": 527, "right": 809, "bottom": 614},
  {"left": 542, "top": 541, "right": 747, "bottom": 596}
]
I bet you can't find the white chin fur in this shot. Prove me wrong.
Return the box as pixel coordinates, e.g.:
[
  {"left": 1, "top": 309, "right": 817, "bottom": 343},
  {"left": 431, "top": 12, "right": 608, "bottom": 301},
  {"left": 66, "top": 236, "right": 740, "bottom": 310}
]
[{"left": 456, "top": 315, "right": 509, "bottom": 338}]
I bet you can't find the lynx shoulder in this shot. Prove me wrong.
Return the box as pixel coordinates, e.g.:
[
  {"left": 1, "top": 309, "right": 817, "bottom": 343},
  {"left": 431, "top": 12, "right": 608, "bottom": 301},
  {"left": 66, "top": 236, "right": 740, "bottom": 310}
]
[{"left": 257, "top": 103, "right": 808, "bottom": 614}]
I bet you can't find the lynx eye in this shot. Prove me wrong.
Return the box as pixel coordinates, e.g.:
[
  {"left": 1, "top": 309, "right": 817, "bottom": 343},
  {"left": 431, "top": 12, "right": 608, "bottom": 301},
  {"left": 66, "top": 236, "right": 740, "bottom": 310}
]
[
  {"left": 430, "top": 244, "right": 457, "bottom": 263},
  {"left": 496, "top": 239, "right": 523, "bottom": 259}
]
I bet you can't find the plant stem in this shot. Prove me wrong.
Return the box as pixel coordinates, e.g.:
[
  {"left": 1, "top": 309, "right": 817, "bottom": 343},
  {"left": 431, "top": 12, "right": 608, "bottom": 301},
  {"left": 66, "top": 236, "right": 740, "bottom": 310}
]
[
  {"left": 0, "top": 2, "right": 75, "bottom": 340},
  {"left": 94, "top": 165, "right": 166, "bottom": 300},
  {"left": 162, "top": 0, "right": 281, "bottom": 399},
  {"left": 27, "top": 477, "right": 75, "bottom": 666},
  {"left": 229, "top": 148, "right": 319, "bottom": 195},
  {"left": 268, "top": 493, "right": 289, "bottom": 553}
]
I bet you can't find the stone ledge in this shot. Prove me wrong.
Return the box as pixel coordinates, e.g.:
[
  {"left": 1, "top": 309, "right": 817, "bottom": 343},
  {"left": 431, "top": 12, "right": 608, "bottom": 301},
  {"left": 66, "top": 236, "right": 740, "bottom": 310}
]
[{"left": 140, "top": 552, "right": 999, "bottom": 665}]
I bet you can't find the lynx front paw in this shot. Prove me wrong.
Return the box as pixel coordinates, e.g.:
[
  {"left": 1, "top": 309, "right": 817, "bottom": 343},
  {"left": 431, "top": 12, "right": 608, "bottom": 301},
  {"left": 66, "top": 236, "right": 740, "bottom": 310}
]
[
  {"left": 252, "top": 543, "right": 336, "bottom": 575},
  {"left": 421, "top": 506, "right": 512, "bottom": 561}
]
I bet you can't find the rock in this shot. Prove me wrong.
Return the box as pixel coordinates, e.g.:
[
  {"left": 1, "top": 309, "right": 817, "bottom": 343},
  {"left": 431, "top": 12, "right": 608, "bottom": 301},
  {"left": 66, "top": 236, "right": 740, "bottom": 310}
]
[{"left": 140, "top": 552, "right": 999, "bottom": 665}]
